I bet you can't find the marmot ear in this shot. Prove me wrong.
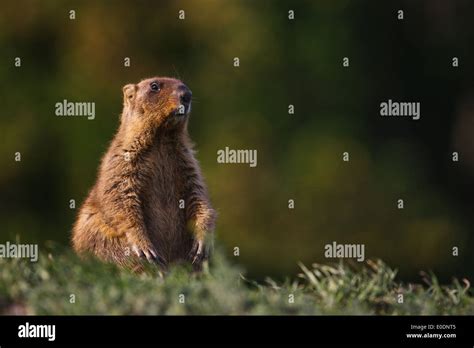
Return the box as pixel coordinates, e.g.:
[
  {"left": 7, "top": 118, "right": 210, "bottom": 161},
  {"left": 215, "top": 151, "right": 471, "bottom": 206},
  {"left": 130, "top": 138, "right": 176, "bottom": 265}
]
[{"left": 122, "top": 84, "right": 136, "bottom": 106}]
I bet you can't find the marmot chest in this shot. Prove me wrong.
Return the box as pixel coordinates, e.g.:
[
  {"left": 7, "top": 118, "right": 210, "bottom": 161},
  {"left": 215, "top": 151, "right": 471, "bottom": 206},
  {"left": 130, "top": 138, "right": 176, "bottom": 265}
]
[{"left": 142, "top": 145, "right": 187, "bottom": 235}]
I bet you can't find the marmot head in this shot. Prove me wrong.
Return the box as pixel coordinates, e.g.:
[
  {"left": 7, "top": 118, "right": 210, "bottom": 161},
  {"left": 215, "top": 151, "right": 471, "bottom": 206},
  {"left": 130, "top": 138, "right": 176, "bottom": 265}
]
[{"left": 121, "top": 77, "right": 192, "bottom": 128}]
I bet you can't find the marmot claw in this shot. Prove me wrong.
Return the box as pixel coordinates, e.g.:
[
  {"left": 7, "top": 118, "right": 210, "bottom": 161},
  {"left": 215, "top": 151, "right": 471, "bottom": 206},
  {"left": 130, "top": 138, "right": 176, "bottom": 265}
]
[
  {"left": 189, "top": 239, "right": 207, "bottom": 265},
  {"left": 131, "top": 244, "right": 164, "bottom": 265}
]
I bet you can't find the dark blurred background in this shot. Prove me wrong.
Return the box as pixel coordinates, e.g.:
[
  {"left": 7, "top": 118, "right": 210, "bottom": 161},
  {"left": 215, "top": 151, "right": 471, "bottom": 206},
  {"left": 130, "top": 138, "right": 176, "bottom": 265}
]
[{"left": 1, "top": 0, "right": 473, "bottom": 281}]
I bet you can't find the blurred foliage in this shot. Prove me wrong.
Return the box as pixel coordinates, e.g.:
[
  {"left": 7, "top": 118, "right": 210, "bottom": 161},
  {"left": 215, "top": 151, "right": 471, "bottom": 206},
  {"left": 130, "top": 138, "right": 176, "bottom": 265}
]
[
  {"left": 0, "top": 246, "right": 472, "bottom": 315},
  {"left": 1, "top": 0, "right": 474, "bottom": 281}
]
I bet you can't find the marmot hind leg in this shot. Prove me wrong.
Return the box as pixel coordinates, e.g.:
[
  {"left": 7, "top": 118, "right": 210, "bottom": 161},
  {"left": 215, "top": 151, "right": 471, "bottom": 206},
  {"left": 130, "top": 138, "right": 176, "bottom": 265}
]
[{"left": 72, "top": 210, "right": 131, "bottom": 268}]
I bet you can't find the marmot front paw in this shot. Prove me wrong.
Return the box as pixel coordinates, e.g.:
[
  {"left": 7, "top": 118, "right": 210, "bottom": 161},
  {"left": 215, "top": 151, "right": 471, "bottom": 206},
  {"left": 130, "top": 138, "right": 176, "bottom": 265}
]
[
  {"left": 188, "top": 239, "right": 210, "bottom": 265},
  {"left": 127, "top": 234, "right": 163, "bottom": 264}
]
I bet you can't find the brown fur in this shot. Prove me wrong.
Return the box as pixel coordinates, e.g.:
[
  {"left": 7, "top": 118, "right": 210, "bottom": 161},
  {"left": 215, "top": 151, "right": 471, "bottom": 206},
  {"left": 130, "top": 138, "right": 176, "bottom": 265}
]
[{"left": 72, "top": 77, "right": 216, "bottom": 271}]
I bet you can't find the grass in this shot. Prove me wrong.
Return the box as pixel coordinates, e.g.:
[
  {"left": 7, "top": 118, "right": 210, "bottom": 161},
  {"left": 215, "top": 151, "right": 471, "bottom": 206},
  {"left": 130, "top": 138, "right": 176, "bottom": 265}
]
[{"left": 0, "top": 245, "right": 473, "bottom": 315}]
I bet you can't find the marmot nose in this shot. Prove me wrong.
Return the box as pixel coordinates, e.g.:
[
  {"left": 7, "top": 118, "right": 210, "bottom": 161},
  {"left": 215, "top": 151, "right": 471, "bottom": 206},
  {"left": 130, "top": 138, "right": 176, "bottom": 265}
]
[{"left": 178, "top": 84, "right": 192, "bottom": 105}]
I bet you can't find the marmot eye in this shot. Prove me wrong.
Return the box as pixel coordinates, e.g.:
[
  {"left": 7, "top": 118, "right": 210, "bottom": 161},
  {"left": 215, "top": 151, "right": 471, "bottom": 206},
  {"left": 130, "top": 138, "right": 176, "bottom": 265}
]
[{"left": 150, "top": 82, "right": 161, "bottom": 92}]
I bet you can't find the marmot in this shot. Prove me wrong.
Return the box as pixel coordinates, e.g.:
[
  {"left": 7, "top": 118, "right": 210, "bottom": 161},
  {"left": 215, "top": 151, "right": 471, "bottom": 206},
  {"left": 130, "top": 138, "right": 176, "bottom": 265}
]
[{"left": 72, "top": 77, "right": 216, "bottom": 271}]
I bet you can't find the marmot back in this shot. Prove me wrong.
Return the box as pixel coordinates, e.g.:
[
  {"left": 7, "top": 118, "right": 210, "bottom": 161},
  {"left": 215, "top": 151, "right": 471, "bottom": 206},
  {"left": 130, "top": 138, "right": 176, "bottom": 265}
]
[{"left": 72, "top": 77, "right": 216, "bottom": 271}]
